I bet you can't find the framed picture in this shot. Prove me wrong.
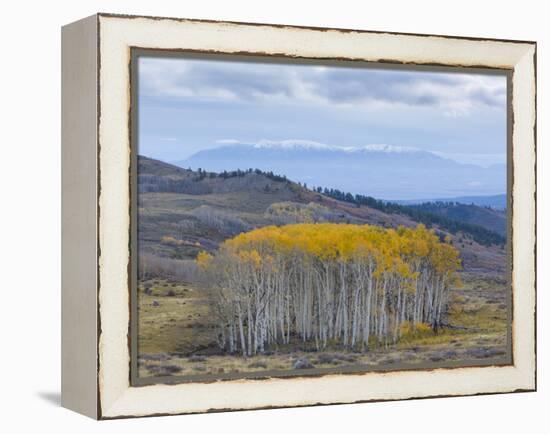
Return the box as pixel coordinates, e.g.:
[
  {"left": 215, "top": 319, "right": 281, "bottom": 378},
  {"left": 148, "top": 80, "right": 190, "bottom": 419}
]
[{"left": 61, "top": 13, "right": 536, "bottom": 419}]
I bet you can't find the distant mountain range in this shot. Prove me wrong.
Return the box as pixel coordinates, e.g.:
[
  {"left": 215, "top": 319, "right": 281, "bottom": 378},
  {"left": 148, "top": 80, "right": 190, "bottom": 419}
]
[{"left": 174, "top": 140, "right": 506, "bottom": 201}]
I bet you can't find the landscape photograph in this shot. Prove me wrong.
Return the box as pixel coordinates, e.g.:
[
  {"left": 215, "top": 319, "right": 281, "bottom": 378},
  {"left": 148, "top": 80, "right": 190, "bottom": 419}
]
[{"left": 133, "top": 54, "right": 510, "bottom": 382}]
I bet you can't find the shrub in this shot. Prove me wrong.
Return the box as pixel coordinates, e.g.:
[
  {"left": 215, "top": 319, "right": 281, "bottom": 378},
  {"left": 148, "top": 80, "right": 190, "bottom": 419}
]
[
  {"left": 316, "top": 353, "right": 336, "bottom": 364},
  {"left": 248, "top": 361, "right": 268, "bottom": 369},
  {"left": 139, "top": 253, "right": 198, "bottom": 282},
  {"left": 399, "top": 321, "right": 433, "bottom": 337},
  {"left": 161, "top": 365, "right": 183, "bottom": 374},
  {"left": 190, "top": 205, "right": 250, "bottom": 236}
]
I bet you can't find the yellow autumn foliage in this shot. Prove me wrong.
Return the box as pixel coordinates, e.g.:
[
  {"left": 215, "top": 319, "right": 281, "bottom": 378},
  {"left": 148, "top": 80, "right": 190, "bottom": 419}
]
[
  {"left": 217, "top": 223, "right": 460, "bottom": 279},
  {"left": 199, "top": 223, "right": 462, "bottom": 355}
]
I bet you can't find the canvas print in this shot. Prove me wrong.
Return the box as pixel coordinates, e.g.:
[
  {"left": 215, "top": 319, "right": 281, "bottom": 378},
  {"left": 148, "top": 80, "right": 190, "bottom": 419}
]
[{"left": 134, "top": 54, "right": 510, "bottom": 383}]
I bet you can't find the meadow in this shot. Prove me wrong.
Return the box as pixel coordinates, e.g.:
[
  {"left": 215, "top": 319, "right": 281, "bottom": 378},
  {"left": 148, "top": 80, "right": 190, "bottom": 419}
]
[{"left": 137, "top": 271, "right": 509, "bottom": 379}]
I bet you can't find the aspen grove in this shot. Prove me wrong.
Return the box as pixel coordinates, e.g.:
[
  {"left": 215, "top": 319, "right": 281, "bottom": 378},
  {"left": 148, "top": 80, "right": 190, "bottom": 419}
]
[{"left": 197, "top": 223, "right": 461, "bottom": 356}]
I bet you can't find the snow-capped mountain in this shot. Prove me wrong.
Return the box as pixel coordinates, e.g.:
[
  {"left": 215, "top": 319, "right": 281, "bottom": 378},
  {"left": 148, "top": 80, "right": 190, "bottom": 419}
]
[
  {"left": 245, "top": 139, "right": 421, "bottom": 154},
  {"left": 173, "top": 140, "right": 506, "bottom": 200}
]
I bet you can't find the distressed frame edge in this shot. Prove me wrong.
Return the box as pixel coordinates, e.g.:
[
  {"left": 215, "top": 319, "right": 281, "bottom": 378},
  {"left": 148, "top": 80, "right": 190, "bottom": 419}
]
[
  {"left": 96, "top": 11, "right": 537, "bottom": 46},
  {"left": 129, "top": 49, "right": 514, "bottom": 388},
  {"left": 92, "top": 14, "right": 536, "bottom": 419}
]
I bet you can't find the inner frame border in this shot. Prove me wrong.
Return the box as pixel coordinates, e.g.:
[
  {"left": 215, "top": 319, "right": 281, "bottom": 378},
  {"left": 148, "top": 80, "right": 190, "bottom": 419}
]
[{"left": 128, "top": 48, "right": 515, "bottom": 387}]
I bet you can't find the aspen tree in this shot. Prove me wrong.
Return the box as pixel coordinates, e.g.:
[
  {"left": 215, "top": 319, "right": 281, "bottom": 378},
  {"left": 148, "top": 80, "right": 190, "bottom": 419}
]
[{"left": 198, "top": 223, "right": 461, "bottom": 354}]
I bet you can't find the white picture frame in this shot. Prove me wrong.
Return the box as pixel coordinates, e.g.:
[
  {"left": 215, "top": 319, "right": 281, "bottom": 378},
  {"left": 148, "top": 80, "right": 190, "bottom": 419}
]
[{"left": 61, "top": 13, "right": 536, "bottom": 419}]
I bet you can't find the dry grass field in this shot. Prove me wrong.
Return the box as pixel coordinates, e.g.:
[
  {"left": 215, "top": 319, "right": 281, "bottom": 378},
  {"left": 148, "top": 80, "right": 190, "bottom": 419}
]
[{"left": 137, "top": 271, "right": 509, "bottom": 379}]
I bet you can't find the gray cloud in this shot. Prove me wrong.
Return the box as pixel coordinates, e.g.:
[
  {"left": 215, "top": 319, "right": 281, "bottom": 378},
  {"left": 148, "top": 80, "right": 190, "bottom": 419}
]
[{"left": 139, "top": 57, "right": 507, "bottom": 115}]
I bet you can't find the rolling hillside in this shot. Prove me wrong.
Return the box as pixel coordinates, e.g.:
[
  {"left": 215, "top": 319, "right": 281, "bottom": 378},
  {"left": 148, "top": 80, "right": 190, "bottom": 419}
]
[
  {"left": 138, "top": 155, "right": 507, "bottom": 274},
  {"left": 407, "top": 202, "right": 507, "bottom": 236},
  {"left": 137, "top": 155, "right": 510, "bottom": 376}
]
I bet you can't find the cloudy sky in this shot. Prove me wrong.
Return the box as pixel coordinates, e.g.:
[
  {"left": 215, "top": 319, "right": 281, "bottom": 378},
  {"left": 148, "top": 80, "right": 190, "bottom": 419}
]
[{"left": 137, "top": 55, "right": 507, "bottom": 166}]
